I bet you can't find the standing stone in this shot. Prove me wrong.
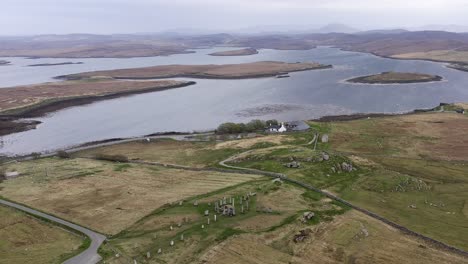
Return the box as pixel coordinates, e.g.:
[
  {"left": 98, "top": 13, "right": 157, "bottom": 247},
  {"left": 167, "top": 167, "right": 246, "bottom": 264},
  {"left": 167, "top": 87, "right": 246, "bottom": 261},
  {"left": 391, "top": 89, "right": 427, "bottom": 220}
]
[
  {"left": 214, "top": 214, "right": 217, "bottom": 222},
  {"left": 170, "top": 225, "right": 173, "bottom": 231},
  {"left": 179, "top": 201, "right": 183, "bottom": 206},
  {"left": 194, "top": 200, "right": 198, "bottom": 206},
  {"left": 241, "top": 205, "right": 244, "bottom": 214},
  {"left": 207, "top": 218, "right": 210, "bottom": 225},
  {"left": 202, "top": 224, "right": 205, "bottom": 229},
  {"left": 134, "top": 259, "right": 138, "bottom": 264},
  {"left": 147, "top": 252, "right": 151, "bottom": 259},
  {"left": 170, "top": 240, "right": 174, "bottom": 246},
  {"left": 321, "top": 134, "right": 329, "bottom": 143},
  {"left": 157, "top": 248, "right": 162, "bottom": 254},
  {"left": 180, "top": 234, "right": 184, "bottom": 241}
]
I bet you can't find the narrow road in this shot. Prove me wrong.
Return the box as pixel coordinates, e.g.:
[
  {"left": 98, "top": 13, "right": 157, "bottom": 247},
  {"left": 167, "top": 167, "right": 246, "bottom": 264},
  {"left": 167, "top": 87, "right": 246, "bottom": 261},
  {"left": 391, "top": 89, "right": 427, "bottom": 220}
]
[{"left": 0, "top": 199, "right": 106, "bottom": 264}]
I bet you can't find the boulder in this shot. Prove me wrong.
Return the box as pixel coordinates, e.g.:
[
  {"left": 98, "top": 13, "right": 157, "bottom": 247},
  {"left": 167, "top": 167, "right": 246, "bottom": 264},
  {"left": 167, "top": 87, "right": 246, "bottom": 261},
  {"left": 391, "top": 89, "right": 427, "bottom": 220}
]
[
  {"left": 341, "top": 162, "right": 353, "bottom": 172},
  {"left": 321, "top": 152, "right": 330, "bottom": 161}
]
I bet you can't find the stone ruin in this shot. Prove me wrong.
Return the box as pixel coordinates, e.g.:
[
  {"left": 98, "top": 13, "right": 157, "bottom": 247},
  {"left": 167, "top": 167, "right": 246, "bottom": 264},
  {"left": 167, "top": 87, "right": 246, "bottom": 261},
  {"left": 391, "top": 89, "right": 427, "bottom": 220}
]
[
  {"left": 301, "top": 211, "right": 315, "bottom": 223},
  {"left": 293, "top": 228, "right": 312, "bottom": 243},
  {"left": 331, "top": 161, "right": 355, "bottom": 173},
  {"left": 284, "top": 161, "right": 301, "bottom": 168}
]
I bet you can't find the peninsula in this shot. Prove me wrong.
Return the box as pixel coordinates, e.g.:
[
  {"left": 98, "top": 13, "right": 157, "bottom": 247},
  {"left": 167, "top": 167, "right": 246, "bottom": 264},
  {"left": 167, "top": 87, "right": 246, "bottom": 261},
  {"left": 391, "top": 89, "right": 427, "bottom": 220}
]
[
  {"left": 0, "top": 79, "right": 195, "bottom": 117},
  {"left": 209, "top": 48, "right": 259, "bottom": 56},
  {"left": 0, "top": 79, "right": 195, "bottom": 136},
  {"left": 448, "top": 62, "right": 468, "bottom": 72},
  {"left": 59, "top": 61, "right": 332, "bottom": 80},
  {"left": 347, "top": 72, "right": 443, "bottom": 84}
]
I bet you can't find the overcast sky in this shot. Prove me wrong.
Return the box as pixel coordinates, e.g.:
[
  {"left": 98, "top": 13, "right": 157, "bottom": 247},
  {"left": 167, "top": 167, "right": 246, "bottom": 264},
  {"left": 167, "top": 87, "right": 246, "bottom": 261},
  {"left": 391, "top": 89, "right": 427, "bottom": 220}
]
[{"left": 1, "top": 0, "right": 468, "bottom": 35}]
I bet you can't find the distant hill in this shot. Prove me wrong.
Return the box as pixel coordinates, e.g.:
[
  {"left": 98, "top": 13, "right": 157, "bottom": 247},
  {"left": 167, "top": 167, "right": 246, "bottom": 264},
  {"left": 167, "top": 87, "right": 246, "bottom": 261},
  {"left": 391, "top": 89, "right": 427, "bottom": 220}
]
[
  {"left": 413, "top": 24, "right": 468, "bottom": 33},
  {"left": 357, "top": 29, "right": 409, "bottom": 35},
  {"left": 315, "top": 24, "right": 359, "bottom": 34}
]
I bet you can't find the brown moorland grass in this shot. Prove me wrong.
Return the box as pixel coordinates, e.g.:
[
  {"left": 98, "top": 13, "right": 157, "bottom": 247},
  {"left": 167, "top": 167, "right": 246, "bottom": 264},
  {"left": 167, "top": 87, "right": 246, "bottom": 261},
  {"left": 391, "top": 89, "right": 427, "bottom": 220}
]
[
  {"left": 75, "top": 139, "right": 238, "bottom": 168},
  {"left": 62, "top": 61, "right": 330, "bottom": 80},
  {"left": 0, "top": 79, "right": 189, "bottom": 113},
  {"left": 214, "top": 135, "right": 289, "bottom": 149},
  {"left": 317, "top": 111, "right": 468, "bottom": 250},
  {"left": 200, "top": 210, "right": 468, "bottom": 264},
  {"left": 0, "top": 205, "right": 83, "bottom": 264},
  {"left": 209, "top": 48, "right": 259, "bottom": 56},
  {"left": 0, "top": 158, "right": 262, "bottom": 234},
  {"left": 392, "top": 50, "right": 468, "bottom": 63},
  {"left": 328, "top": 112, "right": 468, "bottom": 161}
]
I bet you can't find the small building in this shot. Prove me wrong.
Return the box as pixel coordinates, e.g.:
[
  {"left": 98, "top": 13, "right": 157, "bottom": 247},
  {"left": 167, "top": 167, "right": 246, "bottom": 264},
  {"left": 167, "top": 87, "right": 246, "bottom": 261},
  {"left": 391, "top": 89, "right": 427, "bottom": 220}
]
[
  {"left": 285, "top": 121, "right": 310, "bottom": 132},
  {"left": 266, "top": 122, "right": 287, "bottom": 133},
  {"left": 456, "top": 109, "right": 466, "bottom": 114}
]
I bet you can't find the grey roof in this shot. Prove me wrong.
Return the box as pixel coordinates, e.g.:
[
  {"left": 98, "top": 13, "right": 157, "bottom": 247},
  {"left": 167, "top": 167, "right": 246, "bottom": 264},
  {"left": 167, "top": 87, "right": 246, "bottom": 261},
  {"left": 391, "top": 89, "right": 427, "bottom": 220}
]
[{"left": 286, "top": 121, "right": 310, "bottom": 131}]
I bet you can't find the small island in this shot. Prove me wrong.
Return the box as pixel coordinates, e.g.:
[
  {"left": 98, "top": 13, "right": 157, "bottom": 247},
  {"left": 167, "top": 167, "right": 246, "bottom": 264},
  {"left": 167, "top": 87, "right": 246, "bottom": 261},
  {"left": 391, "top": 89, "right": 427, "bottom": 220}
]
[
  {"left": 209, "top": 48, "right": 259, "bottom": 56},
  {"left": 27, "top": 62, "right": 84, "bottom": 67},
  {"left": 0, "top": 60, "right": 11, "bottom": 65},
  {"left": 347, "top": 72, "right": 443, "bottom": 84}
]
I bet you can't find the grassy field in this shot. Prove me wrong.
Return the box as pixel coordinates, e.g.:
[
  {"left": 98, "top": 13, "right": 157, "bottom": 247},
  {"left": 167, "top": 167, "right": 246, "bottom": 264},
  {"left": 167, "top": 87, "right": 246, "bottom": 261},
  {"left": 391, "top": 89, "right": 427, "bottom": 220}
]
[
  {"left": 97, "top": 180, "right": 350, "bottom": 264},
  {"left": 0, "top": 157, "right": 261, "bottom": 234},
  {"left": 200, "top": 210, "right": 467, "bottom": 264},
  {"left": 392, "top": 50, "right": 468, "bottom": 63},
  {"left": 75, "top": 139, "right": 238, "bottom": 168},
  {"left": 0, "top": 205, "right": 84, "bottom": 264},
  {"left": 219, "top": 111, "right": 468, "bottom": 250},
  {"left": 2, "top": 109, "right": 468, "bottom": 262}
]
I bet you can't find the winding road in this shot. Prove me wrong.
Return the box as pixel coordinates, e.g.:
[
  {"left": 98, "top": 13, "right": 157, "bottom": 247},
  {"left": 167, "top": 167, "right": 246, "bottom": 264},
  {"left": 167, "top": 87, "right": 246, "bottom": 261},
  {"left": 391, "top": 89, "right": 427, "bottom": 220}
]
[{"left": 0, "top": 199, "right": 106, "bottom": 264}]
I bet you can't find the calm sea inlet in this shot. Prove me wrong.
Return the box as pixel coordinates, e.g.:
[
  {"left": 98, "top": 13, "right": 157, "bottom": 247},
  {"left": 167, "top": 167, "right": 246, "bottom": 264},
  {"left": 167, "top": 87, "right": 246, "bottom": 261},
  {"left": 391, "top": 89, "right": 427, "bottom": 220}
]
[{"left": 1, "top": 47, "right": 468, "bottom": 155}]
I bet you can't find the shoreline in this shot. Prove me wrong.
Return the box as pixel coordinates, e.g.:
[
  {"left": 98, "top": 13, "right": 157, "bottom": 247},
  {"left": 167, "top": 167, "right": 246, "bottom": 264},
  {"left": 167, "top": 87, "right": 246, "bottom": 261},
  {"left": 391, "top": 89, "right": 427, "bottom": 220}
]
[
  {"left": 0, "top": 81, "right": 196, "bottom": 118},
  {"left": 0, "top": 104, "right": 446, "bottom": 159},
  {"left": 0, "top": 117, "right": 42, "bottom": 137},
  {"left": 0, "top": 81, "right": 196, "bottom": 137},
  {"left": 1, "top": 51, "right": 196, "bottom": 59}
]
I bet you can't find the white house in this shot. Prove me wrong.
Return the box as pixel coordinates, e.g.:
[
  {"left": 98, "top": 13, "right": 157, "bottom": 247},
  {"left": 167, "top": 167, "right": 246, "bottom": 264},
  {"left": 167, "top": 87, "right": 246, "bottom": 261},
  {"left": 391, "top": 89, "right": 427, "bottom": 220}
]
[{"left": 278, "top": 122, "right": 287, "bottom": 133}]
